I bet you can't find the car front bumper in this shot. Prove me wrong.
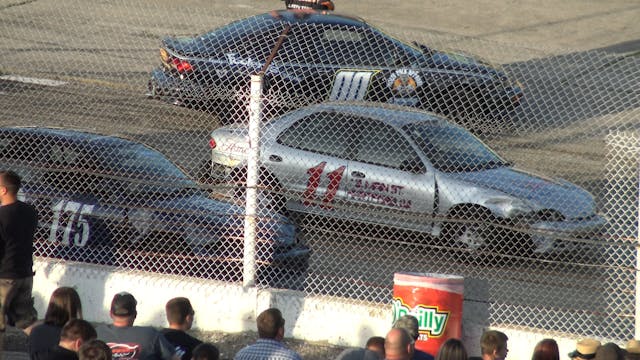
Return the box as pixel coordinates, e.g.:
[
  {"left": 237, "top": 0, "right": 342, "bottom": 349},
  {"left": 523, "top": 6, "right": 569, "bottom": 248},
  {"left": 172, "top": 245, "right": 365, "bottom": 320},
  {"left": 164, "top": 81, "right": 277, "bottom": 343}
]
[{"left": 529, "top": 214, "right": 607, "bottom": 253}]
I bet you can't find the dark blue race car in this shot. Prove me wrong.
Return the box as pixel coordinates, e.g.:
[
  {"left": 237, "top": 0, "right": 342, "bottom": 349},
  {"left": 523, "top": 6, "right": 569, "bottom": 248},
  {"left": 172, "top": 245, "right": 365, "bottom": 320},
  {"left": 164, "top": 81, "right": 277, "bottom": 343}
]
[
  {"left": 148, "top": 9, "right": 523, "bottom": 130},
  {"left": 0, "top": 127, "right": 309, "bottom": 283}
]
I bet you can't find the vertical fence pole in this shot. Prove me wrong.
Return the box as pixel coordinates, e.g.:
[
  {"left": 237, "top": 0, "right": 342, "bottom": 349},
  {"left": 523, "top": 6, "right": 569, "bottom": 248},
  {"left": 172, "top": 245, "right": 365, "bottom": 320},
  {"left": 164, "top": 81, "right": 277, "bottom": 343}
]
[
  {"left": 243, "top": 74, "right": 263, "bottom": 287},
  {"left": 636, "top": 140, "right": 640, "bottom": 339}
]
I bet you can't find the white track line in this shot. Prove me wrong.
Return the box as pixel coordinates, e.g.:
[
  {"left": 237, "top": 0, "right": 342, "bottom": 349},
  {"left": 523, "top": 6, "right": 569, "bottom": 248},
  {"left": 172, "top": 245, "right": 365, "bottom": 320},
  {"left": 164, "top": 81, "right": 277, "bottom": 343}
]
[{"left": 0, "top": 75, "right": 67, "bottom": 87}]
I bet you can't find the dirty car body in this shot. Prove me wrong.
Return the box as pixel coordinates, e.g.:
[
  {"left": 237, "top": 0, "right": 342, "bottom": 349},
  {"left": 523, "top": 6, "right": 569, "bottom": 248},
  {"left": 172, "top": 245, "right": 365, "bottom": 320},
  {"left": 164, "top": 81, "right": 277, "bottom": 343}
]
[
  {"left": 148, "top": 10, "right": 523, "bottom": 129},
  {"left": 0, "top": 127, "right": 309, "bottom": 279},
  {"left": 207, "top": 102, "right": 605, "bottom": 255}
]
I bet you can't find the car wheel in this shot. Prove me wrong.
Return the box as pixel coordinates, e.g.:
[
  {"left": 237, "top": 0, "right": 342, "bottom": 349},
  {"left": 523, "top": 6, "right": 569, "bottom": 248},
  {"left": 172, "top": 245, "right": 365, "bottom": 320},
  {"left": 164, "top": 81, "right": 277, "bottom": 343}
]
[{"left": 443, "top": 208, "right": 493, "bottom": 254}]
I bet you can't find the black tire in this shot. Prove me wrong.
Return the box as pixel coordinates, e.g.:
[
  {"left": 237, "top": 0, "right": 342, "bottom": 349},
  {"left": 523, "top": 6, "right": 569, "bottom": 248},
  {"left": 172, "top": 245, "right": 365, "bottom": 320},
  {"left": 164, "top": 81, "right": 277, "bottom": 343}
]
[{"left": 443, "top": 208, "right": 493, "bottom": 253}]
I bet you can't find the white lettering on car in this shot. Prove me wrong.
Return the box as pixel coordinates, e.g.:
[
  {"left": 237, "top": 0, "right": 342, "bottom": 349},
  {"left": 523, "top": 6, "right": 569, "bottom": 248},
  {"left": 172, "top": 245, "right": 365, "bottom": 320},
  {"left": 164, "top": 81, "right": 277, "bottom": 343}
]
[
  {"left": 329, "top": 70, "right": 378, "bottom": 101},
  {"left": 49, "top": 200, "right": 95, "bottom": 247}
]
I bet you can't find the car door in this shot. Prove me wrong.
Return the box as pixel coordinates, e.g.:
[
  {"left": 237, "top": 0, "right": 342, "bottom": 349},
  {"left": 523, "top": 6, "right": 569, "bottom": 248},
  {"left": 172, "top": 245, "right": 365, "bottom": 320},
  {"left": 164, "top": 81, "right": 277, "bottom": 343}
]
[
  {"left": 344, "top": 116, "right": 436, "bottom": 233},
  {"left": 262, "top": 111, "right": 356, "bottom": 218}
]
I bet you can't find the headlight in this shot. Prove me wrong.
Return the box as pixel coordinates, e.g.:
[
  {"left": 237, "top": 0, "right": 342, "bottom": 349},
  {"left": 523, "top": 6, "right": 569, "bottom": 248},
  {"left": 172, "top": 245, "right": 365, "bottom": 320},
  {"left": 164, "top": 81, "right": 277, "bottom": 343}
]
[{"left": 485, "top": 197, "right": 535, "bottom": 218}]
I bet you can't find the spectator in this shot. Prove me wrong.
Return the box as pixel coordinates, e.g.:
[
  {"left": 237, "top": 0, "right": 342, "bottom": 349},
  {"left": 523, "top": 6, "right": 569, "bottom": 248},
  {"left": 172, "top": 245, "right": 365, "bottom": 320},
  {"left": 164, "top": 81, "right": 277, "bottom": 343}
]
[
  {"left": 192, "top": 343, "right": 220, "bottom": 360},
  {"left": 29, "top": 287, "right": 84, "bottom": 354},
  {"left": 79, "top": 340, "right": 113, "bottom": 360},
  {"left": 95, "top": 292, "right": 179, "bottom": 360},
  {"left": 32, "top": 319, "right": 97, "bottom": 360},
  {"left": 392, "top": 315, "right": 434, "bottom": 360},
  {"left": 384, "top": 328, "right": 414, "bottom": 360},
  {"left": 366, "top": 336, "right": 386, "bottom": 359},
  {"left": 162, "top": 297, "right": 205, "bottom": 360},
  {"left": 474, "top": 330, "right": 509, "bottom": 360},
  {"left": 626, "top": 340, "right": 640, "bottom": 360},
  {"left": 532, "top": 339, "right": 559, "bottom": 360},
  {"left": 435, "top": 339, "right": 468, "bottom": 360},
  {"left": 234, "top": 308, "right": 302, "bottom": 360},
  {"left": 568, "top": 339, "right": 601, "bottom": 360},
  {"left": 0, "top": 170, "right": 38, "bottom": 331},
  {"left": 595, "top": 343, "right": 625, "bottom": 360},
  {"left": 336, "top": 348, "right": 383, "bottom": 360}
]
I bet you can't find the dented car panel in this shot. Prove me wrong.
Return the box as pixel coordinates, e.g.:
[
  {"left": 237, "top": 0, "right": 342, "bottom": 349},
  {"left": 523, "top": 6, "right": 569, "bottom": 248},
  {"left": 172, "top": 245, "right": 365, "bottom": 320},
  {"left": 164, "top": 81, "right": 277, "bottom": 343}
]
[{"left": 208, "top": 102, "right": 606, "bottom": 254}]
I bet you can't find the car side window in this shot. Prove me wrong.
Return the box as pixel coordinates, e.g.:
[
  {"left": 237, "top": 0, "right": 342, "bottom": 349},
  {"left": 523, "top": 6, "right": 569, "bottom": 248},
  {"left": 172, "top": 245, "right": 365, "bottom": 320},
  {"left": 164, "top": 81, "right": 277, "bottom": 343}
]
[
  {"left": 276, "top": 111, "right": 357, "bottom": 158},
  {"left": 228, "top": 23, "right": 285, "bottom": 61},
  {"left": 277, "top": 23, "right": 323, "bottom": 64},
  {"left": 353, "top": 118, "right": 423, "bottom": 171}
]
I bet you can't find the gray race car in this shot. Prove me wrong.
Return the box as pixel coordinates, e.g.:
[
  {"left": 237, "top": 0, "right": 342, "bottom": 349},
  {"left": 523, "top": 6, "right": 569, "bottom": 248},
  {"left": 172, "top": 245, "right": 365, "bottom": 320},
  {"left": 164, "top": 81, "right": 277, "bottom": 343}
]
[{"left": 206, "top": 102, "right": 606, "bottom": 256}]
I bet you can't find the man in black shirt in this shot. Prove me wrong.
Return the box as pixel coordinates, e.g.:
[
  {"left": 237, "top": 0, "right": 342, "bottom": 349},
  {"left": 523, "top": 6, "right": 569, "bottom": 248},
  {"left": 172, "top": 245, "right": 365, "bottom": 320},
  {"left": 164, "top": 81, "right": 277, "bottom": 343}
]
[
  {"left": 161, "top": 297, "right": 207, "bottom": 360},
  {"left": 33, "top": 319, "right": 97, "bottom": 360},
  {"left": 0, "top": 170, "right": 38, "bottom": 331}
]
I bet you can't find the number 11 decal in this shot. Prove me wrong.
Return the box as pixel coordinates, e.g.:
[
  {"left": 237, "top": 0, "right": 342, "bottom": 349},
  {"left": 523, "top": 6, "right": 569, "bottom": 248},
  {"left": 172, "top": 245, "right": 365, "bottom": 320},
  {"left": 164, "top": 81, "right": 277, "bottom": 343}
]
[{"left": 303, "top": 161, "right": 346, "bottom": 208}]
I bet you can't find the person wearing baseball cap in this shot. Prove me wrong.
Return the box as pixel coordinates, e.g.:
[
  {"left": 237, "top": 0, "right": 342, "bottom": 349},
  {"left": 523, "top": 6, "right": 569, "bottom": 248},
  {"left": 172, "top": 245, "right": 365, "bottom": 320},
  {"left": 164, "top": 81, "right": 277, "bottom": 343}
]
[
  {"left": 95, "top": 292, "right": 179, "bottom": 360},
  {"left": 568, "top": 339, "right": 601, "bottom": 360}
]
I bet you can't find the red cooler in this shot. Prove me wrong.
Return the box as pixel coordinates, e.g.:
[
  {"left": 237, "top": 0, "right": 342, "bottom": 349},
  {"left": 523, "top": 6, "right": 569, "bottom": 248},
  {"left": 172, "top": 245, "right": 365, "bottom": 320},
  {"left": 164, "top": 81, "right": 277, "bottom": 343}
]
[{"left": 392, "top": 272, "right": 464, "bottom": 356}]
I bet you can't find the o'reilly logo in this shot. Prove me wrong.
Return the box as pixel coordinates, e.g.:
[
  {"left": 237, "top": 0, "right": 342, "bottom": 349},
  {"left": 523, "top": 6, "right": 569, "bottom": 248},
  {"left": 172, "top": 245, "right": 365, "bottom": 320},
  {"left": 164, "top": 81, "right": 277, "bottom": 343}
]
[{"left": 392, "top": 297, "right": 450, "bottom": 338}]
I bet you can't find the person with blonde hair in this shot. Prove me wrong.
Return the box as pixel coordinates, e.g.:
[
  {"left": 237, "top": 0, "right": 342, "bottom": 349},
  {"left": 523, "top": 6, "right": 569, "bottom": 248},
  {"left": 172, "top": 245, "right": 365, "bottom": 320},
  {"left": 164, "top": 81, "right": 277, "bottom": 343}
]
[{"left": 29, "top": 286, "right": 84, "bottom": 355}]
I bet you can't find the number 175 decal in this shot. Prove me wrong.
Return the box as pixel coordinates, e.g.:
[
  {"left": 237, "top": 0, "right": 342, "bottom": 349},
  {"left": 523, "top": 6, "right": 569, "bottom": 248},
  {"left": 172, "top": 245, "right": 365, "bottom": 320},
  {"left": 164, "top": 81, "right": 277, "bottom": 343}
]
[{"left": 49, "top": 200, "right": 95, "bottom": 247}]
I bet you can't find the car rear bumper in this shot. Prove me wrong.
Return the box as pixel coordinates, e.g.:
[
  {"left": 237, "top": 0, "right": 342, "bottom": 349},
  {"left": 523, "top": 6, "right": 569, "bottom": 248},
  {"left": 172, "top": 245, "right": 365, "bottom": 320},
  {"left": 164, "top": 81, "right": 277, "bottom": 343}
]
[{"left": 147, "top": 68, "right": 211, "bottom": 103}]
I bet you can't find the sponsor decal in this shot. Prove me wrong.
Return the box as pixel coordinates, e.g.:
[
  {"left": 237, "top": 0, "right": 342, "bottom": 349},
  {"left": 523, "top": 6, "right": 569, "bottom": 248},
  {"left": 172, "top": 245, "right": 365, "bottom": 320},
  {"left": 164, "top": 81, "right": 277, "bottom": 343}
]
[
  {"left": 225, "top": 53, "right": 280, "bottom": 74},
  {"left": 221, "top": 140, "right": 250, "bottom": 155},
  {"left": 387, "top": 69, "right": 423, "bottom": 97},
  {"left": 392, "top": 297, "right": 450, "bottom": 338},
  {"left": 329, "top": 70, "right": 379, "bottom": 101},
  {"left": 107, "top": 342, "right": 140, "bottom": 360},
  {"left": 348, "top": 179, "right": 411, "bottom": 209}
]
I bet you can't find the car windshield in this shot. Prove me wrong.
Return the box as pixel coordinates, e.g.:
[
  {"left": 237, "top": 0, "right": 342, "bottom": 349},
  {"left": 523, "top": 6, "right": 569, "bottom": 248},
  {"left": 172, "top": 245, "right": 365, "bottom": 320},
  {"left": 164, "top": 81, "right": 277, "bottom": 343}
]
[
  {"left": 402, "top": 122, "right": 508, "bottom": 173},
  {"left": 96, "top": 143, "right": 198, "bottom": 189}
]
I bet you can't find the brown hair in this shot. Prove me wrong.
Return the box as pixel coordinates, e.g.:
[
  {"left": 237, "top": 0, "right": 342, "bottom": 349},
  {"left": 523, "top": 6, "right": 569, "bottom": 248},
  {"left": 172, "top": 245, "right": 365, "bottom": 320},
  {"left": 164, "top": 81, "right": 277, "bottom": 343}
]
[
  {"left": 436, "top": 338, "right": 468, "bottom": 360},
  {"left": 44, "top": 287, "right": 83, "bottom": 327},
  {"left": 79, "top": 339, "right": 112, "bottom": 360},
  {"left": 481, "top": 330, "right": 509, "bottom": 355},
  {"left": 60, "top": 319, "right": 96, "bottom": 342},
  {"left": 257, "top": 308, "right": 285, "bottom": 339},
  {"left": 165, "top": 297, "right": 194, "bottom": 326},
  {"left": 532, "top": 339, "right": 560, "bottom": 360}
]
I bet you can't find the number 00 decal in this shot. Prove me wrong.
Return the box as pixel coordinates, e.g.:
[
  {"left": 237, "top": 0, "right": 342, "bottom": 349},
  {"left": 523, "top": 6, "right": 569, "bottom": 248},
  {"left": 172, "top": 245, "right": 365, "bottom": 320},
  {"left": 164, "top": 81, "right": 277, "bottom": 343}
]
[
  {"left": 329, "top": 70, "right": 378, "bottom": 101},
  {"left": 49, "top": 200, "right": 95, "bottom": 247}
]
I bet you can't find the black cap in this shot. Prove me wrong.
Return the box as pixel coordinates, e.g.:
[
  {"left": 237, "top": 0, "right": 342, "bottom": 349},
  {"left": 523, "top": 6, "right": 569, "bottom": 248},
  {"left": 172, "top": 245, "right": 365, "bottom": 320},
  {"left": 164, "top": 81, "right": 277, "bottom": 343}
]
[{"left": 111, "top": 292, "right": 137, "bottom": 317}]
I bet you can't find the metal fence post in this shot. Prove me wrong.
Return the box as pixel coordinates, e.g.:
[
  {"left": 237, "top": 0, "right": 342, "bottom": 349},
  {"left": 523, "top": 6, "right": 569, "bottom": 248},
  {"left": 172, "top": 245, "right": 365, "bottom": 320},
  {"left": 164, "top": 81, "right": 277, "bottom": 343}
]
[
  {"left": 243, "top": 73, "right": 263, "bottom": 287},
  {"left": 637, "top": 140, "right": 640, "bottom": 340}
]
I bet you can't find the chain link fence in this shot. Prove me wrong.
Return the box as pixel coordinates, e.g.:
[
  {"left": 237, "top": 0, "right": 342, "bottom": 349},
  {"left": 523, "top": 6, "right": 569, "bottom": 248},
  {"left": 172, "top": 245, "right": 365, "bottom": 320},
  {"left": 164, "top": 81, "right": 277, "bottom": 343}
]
[{"left": 1, "top": 0, "right": 639, "bottom": 343}]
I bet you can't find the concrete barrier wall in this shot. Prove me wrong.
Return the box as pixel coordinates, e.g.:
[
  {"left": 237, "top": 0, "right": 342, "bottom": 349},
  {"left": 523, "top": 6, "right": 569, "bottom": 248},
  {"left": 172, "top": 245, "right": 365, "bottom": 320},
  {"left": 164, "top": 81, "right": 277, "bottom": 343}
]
[{"left": 32, "top": 259, "right": 605, "bottom": 360}]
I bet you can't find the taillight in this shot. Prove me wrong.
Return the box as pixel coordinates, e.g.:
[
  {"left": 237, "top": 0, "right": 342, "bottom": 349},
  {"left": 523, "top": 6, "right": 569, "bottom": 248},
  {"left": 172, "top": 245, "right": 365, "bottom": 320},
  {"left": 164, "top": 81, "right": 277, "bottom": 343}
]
[
  {"left": 172, "top": 58, "right": 193, "bottom": 73},
  {"left": 208, "top": 138, "right": 217, "bottom": 149}
]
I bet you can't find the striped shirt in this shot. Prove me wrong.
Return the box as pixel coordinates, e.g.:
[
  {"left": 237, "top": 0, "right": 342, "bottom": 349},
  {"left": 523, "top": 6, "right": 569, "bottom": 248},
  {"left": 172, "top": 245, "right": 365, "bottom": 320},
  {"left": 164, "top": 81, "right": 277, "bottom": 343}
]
[{"left": 234, "top": 338, "right": 302, "bottom": 360}]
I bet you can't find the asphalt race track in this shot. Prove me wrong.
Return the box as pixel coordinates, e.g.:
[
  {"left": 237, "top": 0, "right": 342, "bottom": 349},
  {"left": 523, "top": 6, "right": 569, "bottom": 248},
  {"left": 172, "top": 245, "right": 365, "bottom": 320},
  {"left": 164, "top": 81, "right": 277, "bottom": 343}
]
[{"left": 1, "top": 0, "right": 639, "bottom": 340}]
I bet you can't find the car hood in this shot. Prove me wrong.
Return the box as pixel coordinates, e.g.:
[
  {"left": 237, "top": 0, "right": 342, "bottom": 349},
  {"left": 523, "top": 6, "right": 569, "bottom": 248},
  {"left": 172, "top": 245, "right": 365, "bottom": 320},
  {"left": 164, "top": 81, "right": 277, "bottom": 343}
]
[{"left": 445, "top": 167, "right": 598, "bottom": 218}]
